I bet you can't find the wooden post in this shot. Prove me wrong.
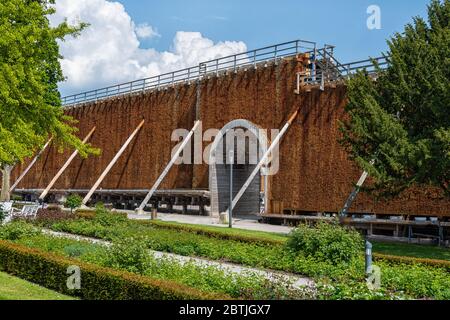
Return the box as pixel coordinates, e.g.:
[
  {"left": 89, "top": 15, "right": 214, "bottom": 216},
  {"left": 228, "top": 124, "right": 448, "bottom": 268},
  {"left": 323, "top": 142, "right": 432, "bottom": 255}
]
[
  {"left": 10, "top": 138, "right": 53, "bottom": 193},
  {"left": 39, "top": 127, "right": 96, "bottom": 201},
  {"left": 182, "top": 200, "right": 188, "bottom": 215},
  {"left": 151, "top": 207, "right": 158, "bottom": 220},
  {"left": 82, "top": 120, "right": 144, "bottom": 206}
]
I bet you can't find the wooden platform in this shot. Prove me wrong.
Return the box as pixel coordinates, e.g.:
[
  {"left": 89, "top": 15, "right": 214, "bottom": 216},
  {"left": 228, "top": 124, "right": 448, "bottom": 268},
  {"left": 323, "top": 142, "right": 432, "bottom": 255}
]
[
  {"left": 261, "top": 213, "right": 450, "bottom": 244},
  {"left": 14, "top": 189, "right": 210, "bottom": 198}
]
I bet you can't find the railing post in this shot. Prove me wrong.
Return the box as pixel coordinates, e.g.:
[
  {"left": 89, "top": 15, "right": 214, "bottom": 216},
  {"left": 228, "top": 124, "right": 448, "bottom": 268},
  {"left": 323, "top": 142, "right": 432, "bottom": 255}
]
[
  {"left": 216, "top": 59, "right": 219, "bottom": 76},
  {"left": 234, "top": 55, "right": 237, "bottom": 72},
  {"left": 253, "top": 50, "right": 257, "bottom": 68},
  {"left": 274, "top": 45, "right": 278, "bottom": 59},
  {"left": 295, "top": 40, "right": 299, "bottom": 54},
  {"left": 157, "top": 75, "right": 161, "bottom": 89}
]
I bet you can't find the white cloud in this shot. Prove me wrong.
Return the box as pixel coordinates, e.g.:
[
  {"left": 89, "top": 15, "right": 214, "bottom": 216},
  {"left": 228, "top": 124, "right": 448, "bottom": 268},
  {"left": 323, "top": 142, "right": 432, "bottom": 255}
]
[
  {"left": 135, "top": 23, "right": 160, "bottom": 39},
  {"left": 50, "top": 0, "right": 247, "bottom": 96}
]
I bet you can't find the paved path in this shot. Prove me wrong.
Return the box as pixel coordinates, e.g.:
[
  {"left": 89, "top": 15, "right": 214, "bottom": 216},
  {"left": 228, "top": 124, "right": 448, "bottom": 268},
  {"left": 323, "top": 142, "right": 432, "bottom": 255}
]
[
  {"left": 43, "top": 229, "right": 314, "bottom": 290},
  {"left": 121, "top": 210, "right": 294, "bottom": 235}
]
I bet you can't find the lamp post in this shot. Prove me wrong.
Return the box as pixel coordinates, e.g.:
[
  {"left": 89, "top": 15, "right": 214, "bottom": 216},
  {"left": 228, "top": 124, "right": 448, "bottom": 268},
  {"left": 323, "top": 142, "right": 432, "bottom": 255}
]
[
  {"left": 229, "top": 149, "right": 234, "bottom": 228},
  {"left": 365, "top": 240, "right": 373, "bottom": 275}
]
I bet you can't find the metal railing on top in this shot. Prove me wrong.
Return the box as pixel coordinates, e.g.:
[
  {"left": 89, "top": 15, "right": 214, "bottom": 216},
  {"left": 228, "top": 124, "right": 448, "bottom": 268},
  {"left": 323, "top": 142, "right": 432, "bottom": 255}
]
[
  {"left": 305, "top": 45, "right": 389, "bottom": 86},
  {"left": 61, "top": 39, "right": 317, "bottom": 106}
]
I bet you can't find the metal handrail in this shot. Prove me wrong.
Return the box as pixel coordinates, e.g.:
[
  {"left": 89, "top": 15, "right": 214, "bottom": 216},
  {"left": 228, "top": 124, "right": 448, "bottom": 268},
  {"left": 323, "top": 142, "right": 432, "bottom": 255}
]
[
  {"left": 61, "top": 39, "right": 390, "bottom": 106},
  {"left": 62, "top": 39, "right": 317, "bottom": 106},
  {"left": 305, "top": 55, "right": 389, "bottom": 86}
]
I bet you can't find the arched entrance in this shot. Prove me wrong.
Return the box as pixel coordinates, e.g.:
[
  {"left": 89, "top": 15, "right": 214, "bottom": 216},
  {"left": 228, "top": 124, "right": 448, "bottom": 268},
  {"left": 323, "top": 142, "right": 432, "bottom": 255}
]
[{"left": 209, "top": 120, "right": 268, "bottom": 219}]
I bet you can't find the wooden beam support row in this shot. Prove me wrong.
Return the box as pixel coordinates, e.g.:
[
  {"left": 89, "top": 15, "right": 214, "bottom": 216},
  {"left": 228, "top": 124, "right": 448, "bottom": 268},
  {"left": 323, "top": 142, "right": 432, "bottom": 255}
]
[{"left": 39, "top": 127, "right": 97, "bottom": 201}]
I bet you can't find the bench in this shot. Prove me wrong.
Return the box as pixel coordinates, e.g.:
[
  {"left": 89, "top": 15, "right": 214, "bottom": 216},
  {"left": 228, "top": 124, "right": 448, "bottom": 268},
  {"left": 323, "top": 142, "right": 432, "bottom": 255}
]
[{"left": 12, "top": 204, "right": 40, "bottom": 220}]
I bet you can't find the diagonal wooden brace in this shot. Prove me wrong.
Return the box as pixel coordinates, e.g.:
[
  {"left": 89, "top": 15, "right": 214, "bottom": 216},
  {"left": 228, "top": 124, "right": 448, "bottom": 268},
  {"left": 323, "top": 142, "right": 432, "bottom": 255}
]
[
  {"left": 10, "top": 138, "right": 53, "bottom": 193},
  {"left": 231, "top": 109, "right": 300, "bottom": 212},
  {"left": 82, "top": 120, "right": 145, "bottom": 205},
  {"left": 137, "top": 120, "right": 201, "bottom": 214},
  {"left": 39, "top": 127, "right": 97, "bottom": 201}
]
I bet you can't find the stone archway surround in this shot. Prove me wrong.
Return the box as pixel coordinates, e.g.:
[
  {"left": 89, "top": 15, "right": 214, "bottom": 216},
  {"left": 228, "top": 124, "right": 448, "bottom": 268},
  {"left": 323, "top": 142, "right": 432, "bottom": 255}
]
[{"left": 208, "top": 119, "right": 269, "bottom": 218}]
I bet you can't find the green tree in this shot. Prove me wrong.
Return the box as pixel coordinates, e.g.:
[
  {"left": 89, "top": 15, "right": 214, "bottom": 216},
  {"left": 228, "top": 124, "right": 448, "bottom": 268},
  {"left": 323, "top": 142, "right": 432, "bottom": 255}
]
[
  {"left": 340, "top": 0, "right": 449, "bottom": 197},
  {"left": 0, "top": 0, "right": 98, "bottom": 201},
  {"left": 65, "top": 194, "right": 82, "bottom": 213}
]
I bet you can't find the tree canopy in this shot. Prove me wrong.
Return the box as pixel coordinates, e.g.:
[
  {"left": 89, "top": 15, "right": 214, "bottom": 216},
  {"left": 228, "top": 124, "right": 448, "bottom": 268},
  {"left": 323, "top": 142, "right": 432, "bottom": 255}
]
[
  {"left": 0, "top": 0, "right": 96, "bottom": 168},
  {"left": 340, "top": 0, "right": 450, "bottom": 197}
]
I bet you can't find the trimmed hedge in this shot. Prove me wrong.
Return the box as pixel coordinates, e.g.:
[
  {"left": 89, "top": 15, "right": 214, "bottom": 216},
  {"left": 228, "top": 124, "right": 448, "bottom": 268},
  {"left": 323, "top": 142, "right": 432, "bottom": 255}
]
[
  {"left": 146, "top": 220, "right": 286, "bottom": 246},
  {"left": 0, "top": 240, "right": 229, "bottom": 300},
  {"left": 374, "top": 253, "right": 450, "bottom": 270}
]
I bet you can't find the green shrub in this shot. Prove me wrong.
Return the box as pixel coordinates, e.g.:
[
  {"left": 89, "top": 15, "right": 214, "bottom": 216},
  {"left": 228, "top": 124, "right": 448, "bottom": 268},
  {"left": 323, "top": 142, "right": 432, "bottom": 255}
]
[
  {"left": 0, "top": 222, "right": 41, "bottom": 241},
  {"left": 65, "top": 195, "right": 83, "bottom": 213},
  {"left": 105, "top": 238, "right": 150, "bottom": 274},
  {"left": 0, "top": 240, "right": 228, "bottom": 300},
  {"left": 35, "top": 207, "right": 73, "bottom": 225},
  {"left": 95, "top": 202, "right": 107, "bottom": 214},
  {"left": 286, "top": 222, "right": 363, "bottom": 264},
  {"left": 94, "top": 210, "right": 128, "bottom": 227},
  {"left": 63, "top": 244, "right": 91, "bottom": 258},
  {"left": 75, "top": 210, "right": 96, "bottom": 220},
  {"left": 0, "top": 209, "right": 6, "bottom": 224}
]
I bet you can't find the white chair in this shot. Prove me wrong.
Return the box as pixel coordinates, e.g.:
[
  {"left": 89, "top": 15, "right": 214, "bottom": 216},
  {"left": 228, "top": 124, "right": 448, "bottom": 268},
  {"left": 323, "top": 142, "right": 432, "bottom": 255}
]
[{"left": 12, "top": 204, "right": 40, "bottom": 220}]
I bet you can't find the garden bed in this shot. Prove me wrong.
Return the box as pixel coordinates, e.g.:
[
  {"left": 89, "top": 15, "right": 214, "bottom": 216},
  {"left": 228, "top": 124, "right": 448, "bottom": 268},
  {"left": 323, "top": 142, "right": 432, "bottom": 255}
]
[
  {"left": 2, "top": 207, "right": 450, "bottom": 300},
  {"left": 0, "top": 222, "right": 311, "bottom": 300},
  {"left": 31, "top": 209, "right": 450, "bottom": 300}
]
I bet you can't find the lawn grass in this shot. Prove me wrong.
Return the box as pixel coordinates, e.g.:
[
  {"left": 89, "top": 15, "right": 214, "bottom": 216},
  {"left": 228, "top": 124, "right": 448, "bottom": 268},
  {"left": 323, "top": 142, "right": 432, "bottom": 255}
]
[
  {"left": 372, "top": 242, "right": 450, "bottom": 261},
  {"left": 0, "top": 272, "right": 75, "bottom": 300}
]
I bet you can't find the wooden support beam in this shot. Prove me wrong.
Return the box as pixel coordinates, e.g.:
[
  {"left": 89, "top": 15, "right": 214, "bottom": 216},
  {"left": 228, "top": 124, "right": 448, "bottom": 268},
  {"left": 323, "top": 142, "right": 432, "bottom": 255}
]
[
  {"left": 10, "top": 138, "right": 53, "bottom": 193},
  {"left": 39, "top": 127, "right": 96, "bottom": 201},
  {"left": 82, "top": 120, "right": 144, "bottom": 205},
  {"left": 231, "top": 109, "right": 300, "bottom": 211},
  {"left": 137, "top": 121, "right": 201, "bottom": 214}
]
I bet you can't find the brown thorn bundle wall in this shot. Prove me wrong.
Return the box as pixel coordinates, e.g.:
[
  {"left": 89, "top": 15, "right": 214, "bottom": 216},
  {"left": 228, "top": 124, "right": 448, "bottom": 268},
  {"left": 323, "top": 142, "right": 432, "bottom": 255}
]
[{"left": 12, "top": 59, "right": 450, "bottom": 216}]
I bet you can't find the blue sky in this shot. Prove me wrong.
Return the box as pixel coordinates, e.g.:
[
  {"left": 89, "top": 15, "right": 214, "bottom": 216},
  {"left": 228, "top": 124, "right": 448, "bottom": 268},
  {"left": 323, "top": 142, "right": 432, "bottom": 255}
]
[
  {"left": 121, "top": 0, "right": 429, "bottom": 63},
  {"left": 54, "top": 0, "right": 431, "bottom": 96}
]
